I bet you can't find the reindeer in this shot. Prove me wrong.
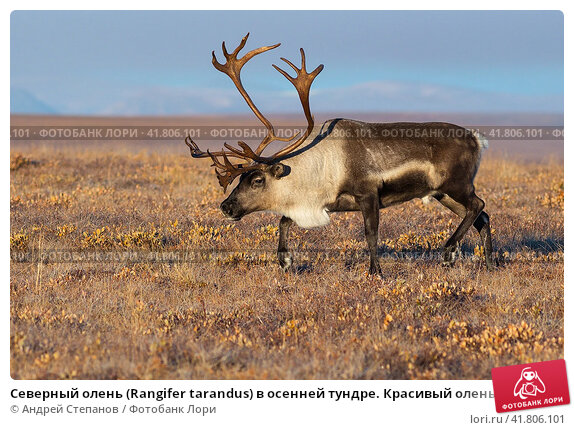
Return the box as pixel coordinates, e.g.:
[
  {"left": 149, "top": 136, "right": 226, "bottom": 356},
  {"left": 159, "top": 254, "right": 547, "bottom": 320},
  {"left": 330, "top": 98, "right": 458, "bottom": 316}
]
[{"left": 185, "top": 34, "right": 494, "bottom": 275}]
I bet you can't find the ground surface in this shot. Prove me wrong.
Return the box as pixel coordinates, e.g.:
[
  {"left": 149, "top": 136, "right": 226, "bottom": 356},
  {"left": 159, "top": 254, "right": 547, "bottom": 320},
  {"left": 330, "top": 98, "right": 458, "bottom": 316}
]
[{"left": 10, "top": 115, "right": 564, "bottom": 379}]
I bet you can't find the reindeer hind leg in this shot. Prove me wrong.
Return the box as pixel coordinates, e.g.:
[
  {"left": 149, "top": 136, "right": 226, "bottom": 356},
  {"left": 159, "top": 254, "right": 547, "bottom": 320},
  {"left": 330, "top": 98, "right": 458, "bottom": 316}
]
[
  {"left": 436, "top": 192, "right": 485, "bottom": 266},
  {"left": 473, "top": 210, "right": 494, "bottom": 269}
]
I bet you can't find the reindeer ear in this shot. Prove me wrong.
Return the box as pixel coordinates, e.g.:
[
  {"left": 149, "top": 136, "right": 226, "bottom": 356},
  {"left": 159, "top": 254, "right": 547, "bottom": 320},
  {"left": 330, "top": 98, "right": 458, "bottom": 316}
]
[{"left": 270, "top": 163, "right": 289, "bottom": 178}]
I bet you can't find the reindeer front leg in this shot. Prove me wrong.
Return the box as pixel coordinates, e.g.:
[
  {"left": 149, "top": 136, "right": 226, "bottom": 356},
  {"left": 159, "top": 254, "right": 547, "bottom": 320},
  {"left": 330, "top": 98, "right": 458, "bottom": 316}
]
[
  {"left": 277, "top": 216, "right": 294, "bottom": 271},
  {"left": 357, "top": 194, "right": 382, "bottom": 276}
]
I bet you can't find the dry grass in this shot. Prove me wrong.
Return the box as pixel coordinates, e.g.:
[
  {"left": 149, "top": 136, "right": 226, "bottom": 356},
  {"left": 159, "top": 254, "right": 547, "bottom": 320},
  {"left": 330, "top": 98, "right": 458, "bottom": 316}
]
[{"left": 10, "top": 138, "right": 563, "bottom": 380}]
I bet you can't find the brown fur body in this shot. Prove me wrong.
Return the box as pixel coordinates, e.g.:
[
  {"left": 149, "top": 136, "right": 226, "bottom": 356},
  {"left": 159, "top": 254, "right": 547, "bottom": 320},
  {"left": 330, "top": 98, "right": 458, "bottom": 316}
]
[{"left": 220, "top": 118, "right": 493, "bottom": 274}]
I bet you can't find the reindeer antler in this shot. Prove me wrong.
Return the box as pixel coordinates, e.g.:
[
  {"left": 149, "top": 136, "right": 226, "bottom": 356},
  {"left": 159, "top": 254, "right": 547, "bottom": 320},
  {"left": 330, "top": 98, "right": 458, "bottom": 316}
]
[
  {"left": 185, "top": 135, "right": 257, "bottom": 191},
  {"left": 186, "top": 33, "right": 323, "bottom": 191}
]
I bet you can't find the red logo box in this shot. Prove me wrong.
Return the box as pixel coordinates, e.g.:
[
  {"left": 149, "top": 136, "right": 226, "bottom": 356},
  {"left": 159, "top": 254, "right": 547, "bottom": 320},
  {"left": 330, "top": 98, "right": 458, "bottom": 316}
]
[{"left": 491, "top": 359, "right": 570, "bottom": 413}]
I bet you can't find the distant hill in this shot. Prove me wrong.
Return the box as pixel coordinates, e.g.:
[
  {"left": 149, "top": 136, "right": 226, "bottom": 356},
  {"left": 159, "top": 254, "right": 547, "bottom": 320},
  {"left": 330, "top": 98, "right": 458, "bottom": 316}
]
[
  {"left": 99, "top": 87, "right": 236, "bottom": 116},
  {"left": 10, "top": 87, "right": 57, "bottom": 114}
]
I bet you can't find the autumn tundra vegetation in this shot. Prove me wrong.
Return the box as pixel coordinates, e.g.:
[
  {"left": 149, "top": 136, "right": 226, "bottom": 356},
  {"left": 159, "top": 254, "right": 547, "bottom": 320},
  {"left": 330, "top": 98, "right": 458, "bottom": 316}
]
[{"left": 10, "top": 113, "right": 563, "bottom": 379}]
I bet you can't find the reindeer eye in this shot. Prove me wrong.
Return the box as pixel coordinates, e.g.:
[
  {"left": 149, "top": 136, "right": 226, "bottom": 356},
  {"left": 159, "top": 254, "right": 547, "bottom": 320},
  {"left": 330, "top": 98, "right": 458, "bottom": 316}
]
[{"left": 251, "top": 176, "right": 265, "bottom": 188}]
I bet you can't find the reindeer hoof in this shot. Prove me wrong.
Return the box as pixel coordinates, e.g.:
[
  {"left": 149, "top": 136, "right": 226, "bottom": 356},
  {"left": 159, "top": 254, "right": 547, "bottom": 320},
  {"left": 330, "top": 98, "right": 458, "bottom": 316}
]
[
  {"left": 278, "top": 251, "right": 293, "bottom": 271},
  {"left": 368, "top": 260, "right": 383, "bottom": 278},
  {"left": 442, "top": 245, "right": 459, "bottom": 267},
  {"left": 485, "top": 257, "right": 496, "bottom": 271}
]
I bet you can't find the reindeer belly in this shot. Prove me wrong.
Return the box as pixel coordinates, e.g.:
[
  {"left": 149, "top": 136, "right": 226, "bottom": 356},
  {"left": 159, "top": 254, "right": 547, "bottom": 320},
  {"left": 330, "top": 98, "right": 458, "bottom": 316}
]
[
  {"left": 326, "top": 194, "right": 360, "bottom": 212},
  {"left": 379, "top": 168, "right": 436, "bottom": 207}
]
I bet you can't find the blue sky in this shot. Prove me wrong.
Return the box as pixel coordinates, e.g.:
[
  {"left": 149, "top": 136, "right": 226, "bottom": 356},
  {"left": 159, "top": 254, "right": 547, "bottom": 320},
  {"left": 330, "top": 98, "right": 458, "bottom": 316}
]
[{"left": 10, "top": 10, "right": 564, "bottom": 115}]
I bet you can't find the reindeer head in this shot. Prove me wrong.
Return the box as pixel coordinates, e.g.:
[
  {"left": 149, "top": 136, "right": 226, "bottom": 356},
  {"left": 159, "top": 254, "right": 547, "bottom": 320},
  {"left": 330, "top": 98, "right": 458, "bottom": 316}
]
[{"left": 185, "top": 33, "right": 323, "bottom": 220}]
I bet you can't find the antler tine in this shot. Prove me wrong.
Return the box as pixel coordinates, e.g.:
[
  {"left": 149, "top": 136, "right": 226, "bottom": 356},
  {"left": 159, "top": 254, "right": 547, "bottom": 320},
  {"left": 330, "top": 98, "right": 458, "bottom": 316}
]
[
  {"left": 184, "top": 134, "right": 199, "bottom": 155},
  {"left": 264, "top": 48, "right": 324, "bottom": 160},
  {"left": 207, "top": 149, "right": 258, "bottom": 193},
  {"left": 220, "top": 33, "right": 248, "bottom": 60},
  {"left": 223, "top": 141, "right": 262, "bottom": 161},
  {"left": 274, "top": 49, "right": 324, "bottom": 117},
  {"left": 185, "top": 135, "right": 252, "bottom": 161},
  {"left": 185, "top": 134, "right": 258, "bottom": 192},
  {"left": 214, "top": 44, "right": 282, "bottom": 76},
  {"left": 185, "top": 135, "right": 219, "bottom": 159},
  {"left": 212, "top": 33, "right": 280, "bottom": 84}
]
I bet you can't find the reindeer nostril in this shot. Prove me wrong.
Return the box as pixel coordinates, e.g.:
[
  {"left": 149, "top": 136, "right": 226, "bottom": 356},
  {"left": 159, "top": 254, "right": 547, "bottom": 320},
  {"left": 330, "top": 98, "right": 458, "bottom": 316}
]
[{"left": 220, "top": 201, "right": 232, "bottom": 215}]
